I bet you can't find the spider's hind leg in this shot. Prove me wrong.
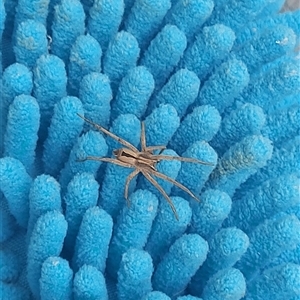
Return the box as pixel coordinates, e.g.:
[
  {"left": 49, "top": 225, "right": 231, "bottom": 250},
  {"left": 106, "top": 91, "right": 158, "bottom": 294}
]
[
  {"left": 141, "top": 170, "right": 179, "bottom": 220},
  {"left": 152, "top": 169, "right": 200, "bottom": 202},
  {"left": 124, "top": 169, "right": 140, "bottom": 206}
]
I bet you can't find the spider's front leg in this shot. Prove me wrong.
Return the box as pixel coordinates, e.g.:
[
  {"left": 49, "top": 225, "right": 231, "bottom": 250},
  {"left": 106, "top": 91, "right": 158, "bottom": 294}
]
[
  {"left": 77, "top": 113, "right": 139, "bottom": 152},
  {"left": 77, "top": 156, "right": 134, "bottom": 168},
  {"left": 140, "top": 121, "right": 166, "bottom": 153}
]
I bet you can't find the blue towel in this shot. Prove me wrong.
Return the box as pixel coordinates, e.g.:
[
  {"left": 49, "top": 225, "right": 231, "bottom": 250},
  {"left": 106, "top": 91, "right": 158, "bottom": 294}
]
[{"left": 1, "top": 0, "right": 299, "bottom": 299}]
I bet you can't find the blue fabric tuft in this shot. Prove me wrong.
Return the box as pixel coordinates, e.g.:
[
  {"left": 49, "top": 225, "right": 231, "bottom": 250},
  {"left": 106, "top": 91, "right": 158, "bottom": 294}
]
[
  {"left": 103, "top": 31, "right": 140, "bottom": 92},
  {"left": 58, "top": 129, "right": 108, "bottom": 191},
  {"left": 181, "top": 24, "right": 236, "bottom": 80},
  {"left": 246, "top": 263, "right": 300, "bottom": 300},
  {"left": 236, "top": 213, "right": 300, "bottom": 280},
  {"left": 4, "top": 94, "right": 40, "bottom": 175},
  {"left": 27, "top": 210, "right": 67, "bottom": 298},
  {"left": 231, "top": 25, "right": 296, "bottom": 74},
  {"left": 146, "top": 196, "right": 192, "bottom": 265},
  {"left": 51, "top": 0, "right": 85, "bottom": 62},
  {"left": 1, "top": 1, "right": 300, "bottom": 299},
  {"left": 15, "top": 0, "right": 50, "bottom": 26},
  {"left": 39, "top": 256, "right": 73, "bottom": 300},
  {"left": 63, "top": 172, "right": 99, "bottom": 255},
  {"left": 201, "top": 268, "right": 246, "bottom": 300},
  {"left": 27, "top": 174, "right": 61, "bottom": 239},
  {"left": 68, "top": 34, "right": 102, "bottom": 96},
  {"left": 73, "top": 264, "right": 108, "bottom": 300},
  {"left": 206, "top": 0, "right": 271, "bottom": 30},
  {"left": 43, "top": 96, "right": 84, "bottom": 176},
  {"left": 152, "top": 233, "right": 208, "bottom": 297},
  {"left": 0, "top": 157, "right": 32, "bottom": 228},
  {"left": 117, "top": 248, "right": 153, "bottom": 300},
  {"left": 124, "top": 0, "right": 171, "bottom": 49},
  {"left": 72, "top": 206, "right": 113, "bottom": 273},
  {"left": 209, "top": 135, "right": 273, "bottom": 196},
  {"left": 87, "top": 0, "right": 124, "bottom": 52},
  {"left": 112, "top": 66, "right": 154, "bottom": 120},
  {"left": 0, "top": 249, "right": 21, "bottom": 282},
  {"left": 190, "top": 227, "right": 249, "bottom": 295},
  {"left": 140, "top": 24, "right": 187, "bottom": 90},
  {"left": 164, "top": 0, "right": 214, "bottom": 41},
  {"left": 107, "top": 189, "right": 158, "bottom": 279},
  {"left": 79, "top": 72, "right": 112, "bottom": 128},
  {"left": 143, "top": 291, "right": 171, "bottom": 300},
  {"left": 148, "top": 68, "right": 200, "bottom": 118},
  {"left": 189, "top": 189, "right": 232, "bottom": 239},
  {"left": 196, "top": 58, "right": 249, "bottom": 113},
  {"left": 169, "top": 105, "right": 221, "bottom": 154},
  {"left": 13, "top": 20, "right": 48, "bottom": 68}
]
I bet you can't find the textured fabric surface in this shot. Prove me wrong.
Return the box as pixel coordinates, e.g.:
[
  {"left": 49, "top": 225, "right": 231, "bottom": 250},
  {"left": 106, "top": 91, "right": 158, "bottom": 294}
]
[{"left": 1, "top": 0, "right": 300, "bottom": 299}]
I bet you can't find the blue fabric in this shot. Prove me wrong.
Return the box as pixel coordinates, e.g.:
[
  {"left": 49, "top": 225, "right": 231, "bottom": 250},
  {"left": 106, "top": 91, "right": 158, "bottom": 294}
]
[
  {"left": 107, "top": 189, "right": 158, "bottom": 279},
  {"left": 190, "top": 227, "right": 249, "bottom": 296},
  {"left": 51, "top": 0, "right": 85, "bottom": 62},
  {"left": 68, "top": 35, "right": 102, "bottom": 96},
  {"left": 72, "top": 206, "right": 113, "bottom": 273},
  {"left": 27, "top": 211, "right": 68, "bottom": 298},
  {"left": 1, "top": 0, "right": 300, "bottom": 299},
  {"left": 163, "top": 0, "right": 214, "bottom": 41},
  {"left": 79, "top": 72, "right": 112, "bottom": 128},
  {"left": 43, "top": 96, "right": 84, "bottom": 176},
  {"left": 4, "top": 95, "right": 40, "bottom": 175},
  {"left": 13, "top": 20, "right": 48, "bottom": 68},
  {"left": 63, "top": 173, "right": 100, "bottom": 255},
  {"left": 117, "top": 248, "right": 153, "bottom": 300},
  {"left": 201, "top": 268, "right": 246, "bottom": 300},
  {"left": 206, "top": 0, "right": 272, "bottom": 30},
  {"left": 148, "top": 68, "right": 200, "bottom": 118},
  {"left": 103, "top": 31, "right": 140, "bottom": 92},
  {"left": 33, "top": 54, "right": 68, "bottom": 138},
  {"left": 152, "top": 234, "right": 208, "bottom": 297},
  {"left": 230, "top": 25, "right": 296, "bottom": 74},
  {"left": 27, "top": 174, "right": 61, "bottom": 239},
  {"left": 140, "top": 24, "right": 187, "bottom": 91},
  {"left": 40, "top": 257, "right": 73, "bottom": 300},
  {"left": 112, "top": 66, "right": 154, "bottom": 120},
  {"left": 195, "top": 58, "right": 249, "bottom": 113},
  {"left": 87, "top": 0, "right": 124, "bottom": 52},
  {"left": 124, "top": 0, "right": 171, "bottom": 49},
  {"left": 73, "top": 264, "right": 108, "bottom": 299},
  {"left": 181, "top": 24, "right": 236, "bottom": 81}
]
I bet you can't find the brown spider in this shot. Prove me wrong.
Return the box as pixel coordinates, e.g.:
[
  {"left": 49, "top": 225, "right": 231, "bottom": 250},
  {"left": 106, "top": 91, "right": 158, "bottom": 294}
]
[{"left": 77, "top": 114, "right": 212, "bottom": 220}]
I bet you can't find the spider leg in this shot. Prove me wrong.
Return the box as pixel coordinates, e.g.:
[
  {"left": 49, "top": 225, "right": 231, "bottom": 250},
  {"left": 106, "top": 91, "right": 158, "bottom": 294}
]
[
  {"left": 140, "top": 122, "right": 166, "bottom": 153},
  {"left": 78, "top": 156, "right": 134, "bottom": 168},
  {"left": 144, "top": 145, "right": 166, "bottom": 153},
  {"left": 124, "top": 169, "right": 140, "bottom": 206},
  {"left": 151, "top": 154, "right": 214, "bottom": 166},
  {"left": 140, "top": 121, "right": 147, "bottom": 151},
  {"left": 141, "top": 170, "right": 179, "bottom": 220},
  {"left": 77, "top": 114, "right": 139, "bottom": 152},
  {"left": 151, "top": 169, "right": 199, "bottom": 202}
]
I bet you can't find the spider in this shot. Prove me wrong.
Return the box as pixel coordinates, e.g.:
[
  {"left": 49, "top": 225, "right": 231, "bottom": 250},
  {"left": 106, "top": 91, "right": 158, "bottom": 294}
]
[{"left": 77, "top": 114, "right": 212, "bottom": 220}]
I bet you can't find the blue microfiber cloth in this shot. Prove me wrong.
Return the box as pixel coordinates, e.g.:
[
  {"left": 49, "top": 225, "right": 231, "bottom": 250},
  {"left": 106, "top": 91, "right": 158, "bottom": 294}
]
[{"left": 1, "top": 0, "right": 300, "bottom": 299}]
